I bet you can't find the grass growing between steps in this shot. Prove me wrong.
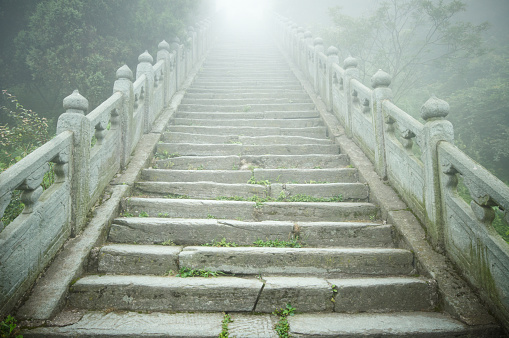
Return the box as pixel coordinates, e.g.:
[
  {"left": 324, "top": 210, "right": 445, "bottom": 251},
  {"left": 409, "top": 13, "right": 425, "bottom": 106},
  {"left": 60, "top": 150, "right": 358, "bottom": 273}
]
[
  {"left": 216, "top": 193, "right": 343, "bottom": 204},
  {"left": 175, "top": 267, "right": 227, "bottom": 278},
  {"left": 204, "top": 238, "right": 239, "bottom": 247},
  {"left": 253, "top": 238, "right": 302, "bottom": 248},
  {"left": 219, "top": 313, "right": 233, "bottom": 338},
  {"left": 273, "top": 304, "right": 295, "bottom": 338},
  {"left": 0, "top": 315, "right": 22, "bottom": 338}
]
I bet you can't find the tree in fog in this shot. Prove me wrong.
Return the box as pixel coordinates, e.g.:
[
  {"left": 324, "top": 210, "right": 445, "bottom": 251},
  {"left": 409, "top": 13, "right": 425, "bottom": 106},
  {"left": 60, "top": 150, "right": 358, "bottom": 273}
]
[{"left": 326, "top": 0, "right": 488, "bottom": 100}]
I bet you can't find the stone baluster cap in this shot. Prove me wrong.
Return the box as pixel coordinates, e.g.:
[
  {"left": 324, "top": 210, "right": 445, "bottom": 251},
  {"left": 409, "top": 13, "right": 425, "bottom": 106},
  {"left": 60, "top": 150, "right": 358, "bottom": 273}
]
[
  {"left": 138, "top": 50, "right": 153, "bottom": 64},
  {"left": 63, "top": 90, "right": 88, "bottom": 114},
  {"left": 344, "top": 56, "right": 358, "bottom": 69},
  {"left": 314, "top": 37, "right": 323, "bottom": 46},
  {"left": 371, "top": 69, "right": 391, "bottom": 88},
  {"left": 116, "top": 65, "right": 133, "bottom": 81},
  {"left": 421, "top": 95, "right": 450, "bottom": 120},
  {"left": 327, "top": 46, "right": 339, "bottom": 56},
  {"left": 158, "top": 40, "right": 170, "bottom": 52},
  {"left": 304, "top": 31, "right": 312, "bottom": 39}
]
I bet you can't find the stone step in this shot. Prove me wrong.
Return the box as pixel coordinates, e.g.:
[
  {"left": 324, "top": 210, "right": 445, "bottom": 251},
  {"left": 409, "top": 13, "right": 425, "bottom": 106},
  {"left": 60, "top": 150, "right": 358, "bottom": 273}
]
[
  {"left": 23, "top": 311, "right": 502, "bottom": 338},
  {"left": 172, "top": 117, "right": 322, "bottom": 128},
  {"left": 183, "top": 92, "right": 311, "bottom": 100},
  {"left": 192, "top": 80, "right": 300, "bottom": 86},
  {"left": 134, "top": 182, "right": 368, "bottom": 201},
  {"left": 178, "top": 103, "right": 316, "bottom": 112},
  {"left": 180, "top": 97, "right": 312, "bottom": 105},
  {"left": 189, "top": 84, "right": 303, "bottom": 90},
  {"left": 178, "top": 246, "right": 413, "bottom": 276},
  {"left": 175, "top": 111, "right": 320, "bottom": 120},
  {"left": 186, "top": 87, "right": 306, "bottom": 94},
  {"left": 109, "top": 218, "right": 394, "bottom": 248},
  {"left": 122, "top": 198, "right": 379, "bottom": 222},
  {"left": 287, "top": 312, "right": 504, "bottom": 337},
  {"left": 141, "top": 168, "right": 359, "bottom": 184},
  {"left": 155, "top": 143, "right": 339, "bottom": 156},
  {"left": 154, "top": 154, "right": 349, "bottom": 170},
  {"left": 167, "top": 125, "right": 327, "bottom": 137},
  {"left": 162, "top": 132, "right": 331, "bottom": 145}
]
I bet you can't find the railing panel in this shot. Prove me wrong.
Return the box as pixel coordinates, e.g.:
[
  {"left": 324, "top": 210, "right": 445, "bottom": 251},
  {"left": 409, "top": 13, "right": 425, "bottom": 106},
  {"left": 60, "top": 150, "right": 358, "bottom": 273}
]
[
  {"left": 331, "top": 64, "right": 346, "bottom": 125},
  {"left": 350, "top": 79, "right": 375, "bottom": 161},
  {"left": 132, "top": 75, "right": 146, "bottom": 153},
  {"left": 152, "top": 60, "right": 165, "bottom": 123},
  {"left": 439, "top": 142, "right": 509, "bottom": 324}
]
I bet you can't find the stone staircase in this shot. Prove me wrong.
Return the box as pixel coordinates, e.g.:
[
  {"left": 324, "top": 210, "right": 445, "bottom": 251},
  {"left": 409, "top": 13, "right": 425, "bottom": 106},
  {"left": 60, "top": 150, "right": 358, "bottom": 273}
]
[{"left": 24, "top": 28, "right": 502, "bottom": 338}]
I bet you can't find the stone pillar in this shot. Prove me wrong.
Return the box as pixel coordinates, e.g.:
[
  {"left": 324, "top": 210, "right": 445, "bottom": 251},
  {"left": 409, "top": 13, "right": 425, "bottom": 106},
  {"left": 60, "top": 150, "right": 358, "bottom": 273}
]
[
  {"left": 136, "top": 50, "right": 154, "bottom": 134},
  {"left": 157, "top": 40, "right": 172, "bottom": 106},
  {"left": 326, "top": 46, "right": 339, "bottom": 112},
  {"left": 371, "top": 69, "right": 393, "bottom": 179},
  {"left": 313, "top": 37, "right": 324, "bottom": 93},
  {"left": 296, "top": 27, "right": 305, "bottom": 66},
  {"left": 342, "top": 56, "right": 359, "bottom": 137},
  {"left": 188, "top": 26, "right": 197, "bottom": 64},
  {"left": 171, "top": 37, "right": 182, "bottom": 90},
  {"left": 113, "top": 65, "right": 134, "bottom": 169},
  {"left": 57, "top": 90, "right": 90, "bottom": 236},
  {"left": 421, "top": 95, "right": 454, "bottom": 250}
]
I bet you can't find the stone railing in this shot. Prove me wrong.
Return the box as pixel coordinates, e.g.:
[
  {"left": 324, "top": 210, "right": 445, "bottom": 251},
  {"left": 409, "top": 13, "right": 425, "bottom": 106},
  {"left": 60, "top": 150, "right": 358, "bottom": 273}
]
[
  {"left": 0, "top": 19, "right": 212, "bottom": 317},
  {"left": 274, "top": 14, "right": 509, "bottom": 329}
]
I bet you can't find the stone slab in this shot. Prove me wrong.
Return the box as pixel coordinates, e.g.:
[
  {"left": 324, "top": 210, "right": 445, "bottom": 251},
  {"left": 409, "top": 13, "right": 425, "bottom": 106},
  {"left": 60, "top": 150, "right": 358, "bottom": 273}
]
[
  {"left": 69, "top": 275, "right": 263, "bottom": 312},
  {"left": 141, "top": 169, "right": 252, "bottom": 183},
  {"left": 241, "top": 154, "right": 349, "bottom": 169},
  {"left": 172, "top": 117, "right": 322, "bottom": 128},
  {"left": 97, "top": 244, "right": 182, "bottom": 275},
  {"left": 109, "top": 218, "right": 294, "bottom": 246},
  {"left": 271, "top": 183, "right": 369, "bottom": 201},
  {"left": 167, "top": 125, "right": 327, "bottom": 137},
  {"left": 176, "top": 111, "right": 320, "bottom": 120},
  {"left": 328, "top": 277, "right": 437, "bottom": 313},
  {"left": 255, "top": 277, "right": 334, "bottom": 313},
  {"left": 287, "top": 312, "right": 504, "bottom": 337},
  {"left": 155, "top": 155, "right": 240, "bottom": 170},
  {"left": 23, "top": 311, "right": 223, "bottom": 337},
  {"left": 228, "top": 314, "right": 278, "bottom": 338},
  {"left": 135, "top": 182, "right": 268, "bottom": 199},
  {"left": 157, "top": 143, "right": 340, "bottom": 156},
  {"left": 163, "top": 132, "right": 330, "bottom": 145},
  {"left": 253, "top": 168, "right": 358, "bottom": 183},
  {"left": 179, "top": 246, "right": 414, "bottom": 276},
  {"left": 297, "top": 222, "right": 394, "bottom": 248}
]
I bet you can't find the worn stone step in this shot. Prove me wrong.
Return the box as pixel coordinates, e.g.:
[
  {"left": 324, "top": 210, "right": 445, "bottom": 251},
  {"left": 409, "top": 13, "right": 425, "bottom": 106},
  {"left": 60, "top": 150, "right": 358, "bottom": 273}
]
[
  {"left": 287, "top": 312, "right": 504, "bottom": 337},
  {"left": 175, "top": 111, "right": 320, "bottom": 120},
  {"left": 123, "top": 198, "right": 379, "bottom": 222},
  {"left": 162, "top": 132, "right": 331, "bottom": 145},
  {"left": 180, "top": 97, "right": 312, "bottom": 105},
  {"left": 134, "top": 182, "right": 368, "bottom": 201},
  {"left": 68, "top": 275, "right": 262, "bottom": 312},
  {"left": 22, "top": 312, "right": 227, "bottom": 337},
  {"left": 192, "top": 80, "right": 300, "bottom": 87},
  {"left": 179, "top": 246, "right": 413, "bottom": 276},
  {"left": 156, "top": 143, "right": 339, "bottom": 156},
  {"left": 23, "top": 311, "right": 502, "bottom": 338},
  {"left": 167, "top": 125, "right": 327, "bottom": 137},
  {"left": 109, "top": 218, "right": 393, "bottom": 248},
  {"left": 186, "top": 87, "right": 306, "bottom": 94},
  {"left": 183, "top": 92, "right": 310, "bottom": 100},
  {"left": 178, "top": 103, "right": 315, "bottom": 112},
  {"left": 189, "top": 84, "right": 303, "bottom": 90},
  {"left": 154, "top": 154, "right": 350, "bottom": 170},
  {"left": 141, "top": 168, "right": 358, "bottom": 184},
  {"left": 172, "top": 117, "right": 322, "bottom": 128}
]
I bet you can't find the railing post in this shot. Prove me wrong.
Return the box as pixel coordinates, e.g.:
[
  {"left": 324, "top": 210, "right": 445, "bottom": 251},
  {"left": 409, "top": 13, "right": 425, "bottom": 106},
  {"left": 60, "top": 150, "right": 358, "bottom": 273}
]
[
  {"left": 157, "top": 40, "right": 172, "bottom": 106},
  {"left": 421, "top": 95, "right": 454, "bottom": 250},
  {"left": 313, "top": 37, "right": 324, "bottom": 93},
  {"left": 326, "top": 46, "right": 339, "bottom": 112},
  {"left": 56, "top": 90, "right": 90, "bottom": 236},
  {"left": 170, "top": 37, "right": 181, "bottom": 90},
  {"left": 188, "top": 26, "right": 197, "bottom": 64},
  {"left": 371, "top": 69, "right": 393, "bottom": 179},
  {"left": 113, "top": 65, "right": 134, "bottom": 169},
  {"left": 343, "top": 56, "right": 359, "bottom": 137},
  {"left": 136, "top": 50, "right": 154, "bottom": 134}
]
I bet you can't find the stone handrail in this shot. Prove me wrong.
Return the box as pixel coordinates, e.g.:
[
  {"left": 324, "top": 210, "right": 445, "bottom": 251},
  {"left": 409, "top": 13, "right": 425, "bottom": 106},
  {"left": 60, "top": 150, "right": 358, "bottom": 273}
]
[
  {"left": 274, "top": 13, "right": 509, "bottom": 329},
  {"left": 0, "top": 18, "right": 212, "bottom": 317}
]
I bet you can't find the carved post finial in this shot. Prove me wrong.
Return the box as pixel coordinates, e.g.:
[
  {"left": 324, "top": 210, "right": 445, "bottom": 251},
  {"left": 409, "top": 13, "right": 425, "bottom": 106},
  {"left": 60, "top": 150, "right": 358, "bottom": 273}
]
[
  {"left": 158, "top": 40, "right": 170, "bottom": 52},
  {"left": 371, "top": 69, "right": 391, "bottom": 89},
  {"left": 63, "top": 90, "right": 88, "bottom": 115},
  {"left": 421, "top": 95, "right": 450, "bottom": 121},
  {"left": 313, "top": 37, "right": 324, "bottom": 46},
  {"left": 116, "top": 64, "right": 133, "bottom": 81},
  {"left": 138, "top": 50, "right": 154, "bottom": 64}
]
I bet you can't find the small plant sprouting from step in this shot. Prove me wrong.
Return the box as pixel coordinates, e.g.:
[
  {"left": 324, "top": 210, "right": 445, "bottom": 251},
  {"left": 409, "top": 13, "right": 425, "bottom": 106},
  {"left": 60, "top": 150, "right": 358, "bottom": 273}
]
[
  {"left": 122, "top": 211, "right": 134, "bottom": 217},
  {"left": 243, "top": 105, "right": 252, "bottom": 112},
  {"left": 219, "top": 312, "right": 233, "bottom": 338},
  {"left": 206, "top": 214, "right": 217, "bottom": 219},
  {"left": 253, "top": 238, "right": 302, "bottom": 248},
  {"left": 154, "top": 150, "right": 181, "bottom": 160},
  {"left": 204, "top": 238, "right": 238, "bottom": 247},
  {"left": 273, "top": 303, "right": 296, "bottom": 338},
  {"left": 160, "top": 238, "right": 175, "bottom": 246},
  {"left": 176, "top": 267, "right": 225, "bottom": 278},
  {"left": 164, "top": 193, "right": 190, "bottom": 199},
  {"left": 247, "top": 176, "right": 271, "bottom": 186},
  {"left": 0, "top": 315, "right": 22, "bottom": 338},
  {"left": 331, "top": 284, "right": 338, "bottom": 303},
  {"left": 157, "top": 212, "right": 170, "bottom": 217},
  {"left": 139, "top": 211, "right": 149, "bottom": 217}
]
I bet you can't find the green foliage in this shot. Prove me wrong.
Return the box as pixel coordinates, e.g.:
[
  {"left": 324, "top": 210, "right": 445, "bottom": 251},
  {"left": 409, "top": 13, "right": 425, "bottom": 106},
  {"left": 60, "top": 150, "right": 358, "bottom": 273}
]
[
  {"left": 253, "top": 238, "right": 302, "bottom": 248},
  {"left": 138, "top": 211, "right": 149, "bottom": 217},
  {"left": 273, "top": 304, "right": 296, "bottom": 338},
  {"left": 247, "top": 176, "right": 271, "bottom": 185},
  {"left": 204, "top": 238, "right": 238, "bottom": 247},
  {"left": 219, "top": 313, "right": 233, "bottom": 338},
  {"left": 154, "top": 151, "right": 181, "bottom": 160},
  {"left": 0, "top": 315, "right": 22, "bottom": 338},
  {"left": 176, "top": 267, "right": 225, "bottom": 278}
]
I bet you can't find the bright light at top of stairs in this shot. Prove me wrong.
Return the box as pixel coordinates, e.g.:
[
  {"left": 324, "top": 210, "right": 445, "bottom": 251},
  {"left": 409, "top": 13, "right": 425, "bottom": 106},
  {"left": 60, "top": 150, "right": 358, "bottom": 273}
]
[{"left": 216, "top": 0, "right": 271, "bottom": 23}]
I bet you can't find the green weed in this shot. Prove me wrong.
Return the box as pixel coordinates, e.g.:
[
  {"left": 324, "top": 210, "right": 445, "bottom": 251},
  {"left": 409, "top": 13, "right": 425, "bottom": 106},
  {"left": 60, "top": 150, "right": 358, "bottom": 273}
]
[
  {"left": 0, "top": 315, "right": 22, "bottom": 338},
  {"left": 273, "top": 304, "right": 296, "bottom": 338},
  {"left": 253, "top": 238, "right": 302, "bottom": 248},
  {"left": 176, "top": 267, "right": 225, "bottom": 278},
  {"left": 204, "top": 238, "right": 238, "bottom": 247},
  {"left": 219, "top": 313, "right": 233, "bottom": 338}
]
